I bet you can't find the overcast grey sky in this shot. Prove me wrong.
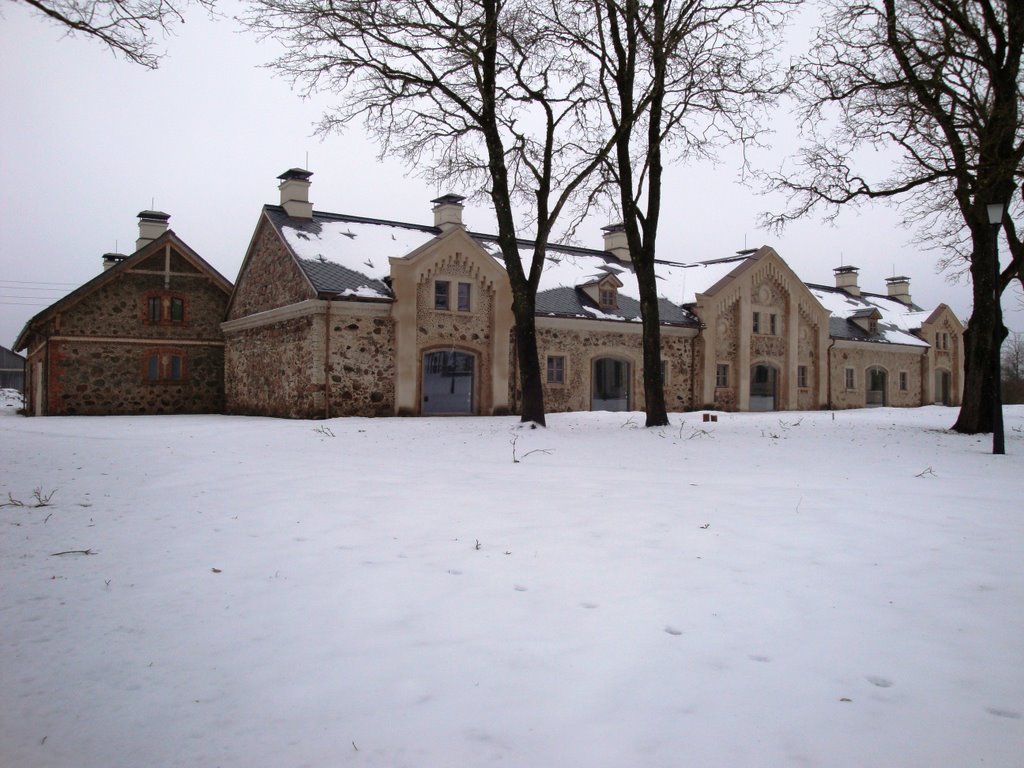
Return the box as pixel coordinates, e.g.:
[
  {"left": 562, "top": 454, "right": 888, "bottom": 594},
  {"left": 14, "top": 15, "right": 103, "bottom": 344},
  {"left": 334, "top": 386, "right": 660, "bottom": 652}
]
[{"left": 2, "top": 1, "right": 1020, "bottom": 350}]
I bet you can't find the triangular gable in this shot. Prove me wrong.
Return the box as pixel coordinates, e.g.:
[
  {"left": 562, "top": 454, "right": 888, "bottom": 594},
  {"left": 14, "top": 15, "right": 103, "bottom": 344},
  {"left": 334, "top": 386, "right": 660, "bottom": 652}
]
[
  {"left": 226, "top": 208, "right": 320, "bottom": 320},
  {"left": 693, "top": 246, "right": 830, "bottom": 325},
  {"left": 389, "top": 225, "right": 509, "bottom": 291},
  {"left": 15, "top": 230, "right": 231, "bottom": 351}
]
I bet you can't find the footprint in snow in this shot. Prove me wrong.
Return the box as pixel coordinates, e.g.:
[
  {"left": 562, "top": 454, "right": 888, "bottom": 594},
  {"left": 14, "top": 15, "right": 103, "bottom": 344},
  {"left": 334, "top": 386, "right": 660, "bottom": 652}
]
[
  {"left": 513, "top": 585, "right": 528, "bottom": 592},
  {"left": 664, "top": 626, "right": 683, "bottom": 636},
  {"left": 748, "top": 655, "right": 771, "bottom": 663},
  {"left": 865, "top": 676, "right": 893, "bottom": 688},
  {"left": 579, "top": 602, "right": 598, "bottom": 610}
]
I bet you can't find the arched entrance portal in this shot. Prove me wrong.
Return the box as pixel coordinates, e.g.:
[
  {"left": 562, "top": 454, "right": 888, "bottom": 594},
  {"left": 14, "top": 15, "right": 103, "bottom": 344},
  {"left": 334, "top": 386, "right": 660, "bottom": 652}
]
[
  {"left": 592, "top": 357, "right": 631, "bottom": 411},
  {"left": 422, "top": 350, "right": 475, "bottom": 414},
  {"left": 867, "top": 367, "right": 887, "bottom": 407},
  {"left": 750, "top": 364, "right": 778, "bottom": 411},
  {"left": 935, "top": 369, "right": 952, "bottom": 405}
]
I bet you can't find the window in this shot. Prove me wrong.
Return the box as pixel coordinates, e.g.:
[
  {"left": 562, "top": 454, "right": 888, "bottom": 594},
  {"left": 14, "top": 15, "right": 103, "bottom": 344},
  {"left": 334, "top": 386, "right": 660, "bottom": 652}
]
[
  {"left": 660, "top": 360, "right": 668, "bottom": 385},
  {"left": 547, "top": 355, "right": 565, "bottom": 385},
  {"left": 434, "top": 280, "right": 450, "bottom": 310},
  {"left": 752, "top": 312, "right": 761, "bottom": 334},
  {"left": 845, "top": 367, "right": 856, "bottom": 390},
  {"left": 899, "top": 371, "right": 908, "bottom": 391},
  {"left": 457, "top": 282, "right": 471, "bottom": 312},
  {"left": 599, "top": 286, "right": 617, "bottom": 309},
  {"left": 716, "top": 363, "right": 729, "bottom": 388},
  {"left": 769, "top": 313, "right": 778, "bottom": 336},
  {"left": 798, "top": 365, "right": 808, "bottom": 389},
  {"left": 145, "top": 351, "right": 185, "bottom": 382},
  {"left": 145, "top": 293, "right": 186, "bottom": 324},
  {"left": 943, "top": 333, "right": 950, "bottom": 350}
]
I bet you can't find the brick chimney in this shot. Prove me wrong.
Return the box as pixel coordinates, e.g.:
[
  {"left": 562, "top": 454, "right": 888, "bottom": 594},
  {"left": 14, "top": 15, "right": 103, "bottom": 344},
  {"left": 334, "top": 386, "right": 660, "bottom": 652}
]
[
  {"left": 602, "top": 223, "right": 630, "bottom": 262},
  {"left": 834, "top": 265, "right": 861, "bottom": 296},
  {"left": 136, "top": 211, "right": 170, "bottom": 252},
  {"left": 278, "top": 168, "right": 314, "bottom": 219},
  {"left": 885, "top": 275, "right": 912, "bottom": 305},
  {"left": 431, "top": 193, "right": 465, "bottom": 231}
]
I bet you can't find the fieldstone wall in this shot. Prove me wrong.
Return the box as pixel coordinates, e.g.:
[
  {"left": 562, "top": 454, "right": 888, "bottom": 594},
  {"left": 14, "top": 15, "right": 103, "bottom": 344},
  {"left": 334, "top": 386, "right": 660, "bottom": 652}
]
[
  {"left": 47, "top": 272, "right": 227, "bottom": 340},
  {"left": 228, "top": 219, "right": 314, "bottom": 320},
  {"left": 830, "top": 345, "right": 924, "bottom": 409},
  {"left": 534, "top": 322, "right": 695, "bottom": 413},
  {"left": 225, "top": 303, "right": 396, "bottom": 418},
  {"left": 45, "top": 339, "right": 224, "bottom": 415},
  {"left": 225, "top": 313, "right": 323, "bottom": 418},
  {"left": 328, "top": 310, "right": 396, "bottom": 417}
]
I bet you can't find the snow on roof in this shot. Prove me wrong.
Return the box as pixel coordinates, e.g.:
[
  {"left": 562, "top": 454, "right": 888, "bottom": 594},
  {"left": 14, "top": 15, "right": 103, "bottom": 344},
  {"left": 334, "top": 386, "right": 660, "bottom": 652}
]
[
  {"left": 270, "top": 208, "right": 439, "bottom": 298},
  {"left": 808, "top": 286, "right": 930, "bottom": 347}
]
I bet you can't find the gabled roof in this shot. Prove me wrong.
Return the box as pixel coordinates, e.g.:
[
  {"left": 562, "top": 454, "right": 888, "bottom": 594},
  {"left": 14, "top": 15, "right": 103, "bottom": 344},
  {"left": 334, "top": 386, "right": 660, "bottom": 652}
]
[
  {"left": 263, "top": 205, "right": 702, "bottom": 325},
  {"left": 14, "top": 230, "right": 232, "bottom": 351},
  {"left": 807, "top": 284, "right": 930, "bottom": 347}
]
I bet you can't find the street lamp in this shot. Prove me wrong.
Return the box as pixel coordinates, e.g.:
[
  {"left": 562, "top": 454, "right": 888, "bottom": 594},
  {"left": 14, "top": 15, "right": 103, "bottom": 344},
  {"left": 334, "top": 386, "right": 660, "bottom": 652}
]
[{"left": 986, "top": 202, "right": 1005, "bottom": 455}]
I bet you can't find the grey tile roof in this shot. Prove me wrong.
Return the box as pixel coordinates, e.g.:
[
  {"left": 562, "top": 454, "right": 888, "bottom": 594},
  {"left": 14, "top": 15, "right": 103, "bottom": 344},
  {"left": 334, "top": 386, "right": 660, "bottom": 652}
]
[{"left": 297, "top": 257, "right": 392, "bottom": 298}]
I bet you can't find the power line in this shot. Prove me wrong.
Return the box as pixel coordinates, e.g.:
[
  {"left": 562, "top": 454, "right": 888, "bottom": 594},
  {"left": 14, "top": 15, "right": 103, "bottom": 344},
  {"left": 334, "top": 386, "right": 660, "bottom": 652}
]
[{"left": 0, "top": 279, "right": 79, "bottom": 286}]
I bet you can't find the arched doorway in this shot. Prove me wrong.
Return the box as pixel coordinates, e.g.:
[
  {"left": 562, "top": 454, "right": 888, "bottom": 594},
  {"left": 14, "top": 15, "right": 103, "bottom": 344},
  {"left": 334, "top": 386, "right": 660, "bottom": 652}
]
[
  {"left": 935, "top": 369, "right": 952, "bottom": 405},
  {"left": 867, "top": 367, "right": 887, "bottom": 407},
  {"left": 422, "top": 350, "right": 475, "bottom": 414},
  {"left": 592, "top": 357, "right": 630, "bottom": 411},
  {"left": 750, "top": 363, "right": 778, "bottom": 411}
]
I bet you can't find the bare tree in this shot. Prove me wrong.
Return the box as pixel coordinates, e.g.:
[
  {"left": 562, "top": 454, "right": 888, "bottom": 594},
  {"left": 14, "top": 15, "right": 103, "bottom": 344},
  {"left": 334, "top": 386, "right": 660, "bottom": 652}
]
[
  {"left": 564, "top": 0, "right": 793, "bottom": 426},
  {"left": 15, "top": 0, "right": 214, "bottom": 68},
  {"left": 242, "top": 0, "right": 620, "bottom": 425},
  {"left": 763, "top": 0, "right": 1024, "bottom": 434},
  {"left": 1003, "top": 330, "right": 1024, "bottom": 403}
]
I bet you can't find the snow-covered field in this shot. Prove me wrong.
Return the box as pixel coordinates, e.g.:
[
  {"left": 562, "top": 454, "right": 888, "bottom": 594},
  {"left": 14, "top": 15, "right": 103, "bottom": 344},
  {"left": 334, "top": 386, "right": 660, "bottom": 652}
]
[{"left": 2, "top": 400, "right": 1022, "bottom": 767}]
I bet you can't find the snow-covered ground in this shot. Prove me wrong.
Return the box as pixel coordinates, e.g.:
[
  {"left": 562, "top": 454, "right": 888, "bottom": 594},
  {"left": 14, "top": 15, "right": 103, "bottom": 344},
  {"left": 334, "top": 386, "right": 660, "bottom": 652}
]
[{"left": 2, "top": 404, "right": 1022, "bottom": 767}]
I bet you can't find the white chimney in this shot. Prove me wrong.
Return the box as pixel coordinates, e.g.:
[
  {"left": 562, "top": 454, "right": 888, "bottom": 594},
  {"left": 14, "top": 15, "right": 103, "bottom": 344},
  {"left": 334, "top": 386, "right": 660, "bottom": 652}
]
[
  {"left": 278, "top": 168, "right": 314, "bottom": 219},
  {"left": 136, "top": 211, "right": 170, "bottom": 252},
  {"left": 431, "top": 193, "right": 466, "bottom": 231},
  {"left": 602, "top": 223, "right": 630, "bottom": 262},
  {"left": 102, "top": 253, "right": 127, "bottom": 271},
  {"left": 885, "top": 275, "right": 912, "bottom": 305},
  {"left": 834, "top": 265, "right": 861, "bottom": 296}
]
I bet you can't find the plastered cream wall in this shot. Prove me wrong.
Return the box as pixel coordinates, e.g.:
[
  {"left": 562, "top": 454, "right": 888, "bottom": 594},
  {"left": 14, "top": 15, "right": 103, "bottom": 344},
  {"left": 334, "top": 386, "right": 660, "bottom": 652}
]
[
  {"left": 390, "top": 229, "right": 512, "bottom": 415},
  {"left": 695, "top": 248, "right": 831, "bottom": 412}
]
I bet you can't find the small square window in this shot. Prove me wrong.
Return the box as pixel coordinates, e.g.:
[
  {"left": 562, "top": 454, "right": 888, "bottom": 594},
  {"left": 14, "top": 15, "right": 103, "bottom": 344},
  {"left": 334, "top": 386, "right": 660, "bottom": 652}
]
[
  {"left": 899, "top": 371, "right": 908, "bottom": 391},
  {"left": 434, "top": 280, "right": 450, "bottom": 310},
  {"left": 752, "top": 312, "right": 761, "bottom": 334},
  {"left": 146, "top": 352, "right": 185, "bottom": 382},
  {"left": 845, "top": 368, "right": 856, "bottom": 390},
  {"left": 148, "top": 297, "right": 161, "bottom": 323},
  {"left": 147, "top": 354, "right": 160, "bottom": 380},
  {"left": 599, "top": 287, "right": 617, "bottom": 309},
  {"left": 798, "top": 365, "right": 808, "bottom": 389},
  {"left": 769, "top": 313, "right": 778, "bottom": 336},
  {"left": 547, "top": 355, "right": 565, "bottom": 385},
  {"left": 660, "top": 360, "right": 668, "bottom": 384},
  {"left": 457, "top": 282, "right": 471, "bottom": 312},
  {"left": 170, "top": 297, "right": 185, "bottom": 322},
  {"left": 716, "top": 363, "right": 729, "bottom": 388}
]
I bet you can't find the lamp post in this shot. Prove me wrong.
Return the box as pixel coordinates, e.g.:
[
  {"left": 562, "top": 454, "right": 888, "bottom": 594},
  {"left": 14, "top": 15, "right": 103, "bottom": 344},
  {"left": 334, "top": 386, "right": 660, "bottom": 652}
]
[{"left": 986, "top": 202, "right": 1005, "bottom": 455}]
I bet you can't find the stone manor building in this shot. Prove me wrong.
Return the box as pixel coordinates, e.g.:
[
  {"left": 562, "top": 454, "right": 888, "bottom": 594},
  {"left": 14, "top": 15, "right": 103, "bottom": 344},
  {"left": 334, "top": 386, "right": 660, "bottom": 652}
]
[{"left": 220, "top": 170, "right": 964, "bottom": 419}]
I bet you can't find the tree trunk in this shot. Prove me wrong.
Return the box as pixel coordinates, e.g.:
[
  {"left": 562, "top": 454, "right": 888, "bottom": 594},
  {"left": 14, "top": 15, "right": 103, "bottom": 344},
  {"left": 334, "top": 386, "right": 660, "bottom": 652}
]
[
  {"left": 952, "top": 224, "right": 1005, "bottom": 433},
  {"left": 635, "top": 257, "right": 668, "bottom": 426},
  {"left": 511, "top": 291, "right": 546, "bottom": 425}
]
